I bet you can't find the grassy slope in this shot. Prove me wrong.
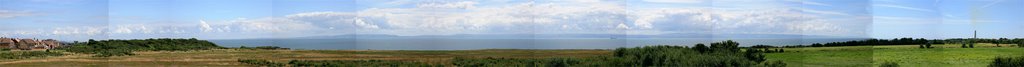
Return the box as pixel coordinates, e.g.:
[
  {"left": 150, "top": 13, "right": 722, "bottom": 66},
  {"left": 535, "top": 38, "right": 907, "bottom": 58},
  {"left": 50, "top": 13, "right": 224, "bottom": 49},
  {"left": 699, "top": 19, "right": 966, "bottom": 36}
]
[
  {"left": 0, "top": 49, "right": 610, "bottom": 66},
  {"left": 768, "top": 43, "right": 1023, "bottom": 67}
]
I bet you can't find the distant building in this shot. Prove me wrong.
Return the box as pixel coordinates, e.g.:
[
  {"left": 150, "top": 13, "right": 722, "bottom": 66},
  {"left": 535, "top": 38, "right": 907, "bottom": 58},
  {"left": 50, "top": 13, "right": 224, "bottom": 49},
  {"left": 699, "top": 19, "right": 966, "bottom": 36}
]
[
  {"left": 0, "top": 37, "right": 62, "bottom": 50},
  {"left": 0, "top": 38, "right": 15, "bottom": 48}
]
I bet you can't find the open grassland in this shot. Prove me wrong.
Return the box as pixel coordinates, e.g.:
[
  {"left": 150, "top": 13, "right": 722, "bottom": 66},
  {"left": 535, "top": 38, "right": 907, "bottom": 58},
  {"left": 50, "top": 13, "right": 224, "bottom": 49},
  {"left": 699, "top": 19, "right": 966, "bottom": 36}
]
[
  {"left": 768, "top": 43, "right": 1024, "bottom": 67},
  {"left": 0, "top": 49, "right": 610, "bottom": 66}
]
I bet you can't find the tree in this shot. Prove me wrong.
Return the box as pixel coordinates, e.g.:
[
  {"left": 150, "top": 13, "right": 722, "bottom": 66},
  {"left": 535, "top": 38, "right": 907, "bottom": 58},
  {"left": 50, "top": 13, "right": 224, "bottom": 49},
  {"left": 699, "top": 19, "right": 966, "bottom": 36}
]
[
  {"left": 962, "top": 41, "right": 969, "bottom": 48},
  {"left": 998, "top": 38, "right": 1008, "bottom": 47},
  {"left": 1019, "top": 41, "right": 1024, "bottom": 48},
  {"left": 693, "top": 43, "right": 709, "bottom": 53},
  {"left": 921, "top": 43, "right": 929, "bottom": 48},
  {"left": 710, "top": 40, "right": 740, "bottom": 52},
  {"left": 970, "top": 43, "right": 975, "bottom": 48},
  {"left": 924, "top": 40, "right": 933, "bottom": 48}
]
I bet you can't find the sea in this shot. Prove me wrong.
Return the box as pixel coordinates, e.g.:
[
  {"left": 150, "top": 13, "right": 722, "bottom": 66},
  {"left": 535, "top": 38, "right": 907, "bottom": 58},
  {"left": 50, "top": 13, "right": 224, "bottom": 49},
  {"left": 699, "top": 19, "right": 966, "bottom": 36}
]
[{"left": 209, "top": 38, "right": 865, "bottom": 50}]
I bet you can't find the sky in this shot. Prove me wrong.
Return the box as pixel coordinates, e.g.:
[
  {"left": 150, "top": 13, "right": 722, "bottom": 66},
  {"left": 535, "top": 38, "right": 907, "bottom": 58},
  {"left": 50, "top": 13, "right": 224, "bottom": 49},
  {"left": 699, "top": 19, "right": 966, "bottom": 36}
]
[{"left": 0, "top": 0, "right": 1019, "bottom": 41}]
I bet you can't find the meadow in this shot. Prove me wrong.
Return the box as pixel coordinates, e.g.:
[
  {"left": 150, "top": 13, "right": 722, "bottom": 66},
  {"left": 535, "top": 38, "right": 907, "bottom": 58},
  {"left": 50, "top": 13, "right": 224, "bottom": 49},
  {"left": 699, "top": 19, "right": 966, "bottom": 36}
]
[{"left": 769, "top": 43, "right": 1023, "bottom": 67}]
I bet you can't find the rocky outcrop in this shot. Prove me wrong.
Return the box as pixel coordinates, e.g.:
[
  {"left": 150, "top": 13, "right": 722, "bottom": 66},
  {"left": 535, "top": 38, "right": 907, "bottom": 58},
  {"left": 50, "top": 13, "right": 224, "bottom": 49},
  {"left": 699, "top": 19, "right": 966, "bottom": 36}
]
[{"left": 0, "top": 37, "right": 62, "bottom": 50}]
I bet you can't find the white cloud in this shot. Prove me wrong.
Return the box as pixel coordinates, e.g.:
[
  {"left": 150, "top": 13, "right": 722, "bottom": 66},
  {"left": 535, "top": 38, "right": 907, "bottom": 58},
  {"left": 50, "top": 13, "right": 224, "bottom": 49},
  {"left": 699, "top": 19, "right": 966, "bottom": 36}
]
[
  {"left": 199, "top": 20, "right": 214, "bottom": 32},
  {"left": 799, "top": 8, "right": 850, "bottom": 16},
  {"left": 874, "top": 4, "right": 934, "bottom": 12},
  {"left": 785, "top": 0, "right": 831, "bottom": 6},
  {"left": 51, "top": 26, "right": 106, "bottom": 35},
  {"left": 416, "top": 1, "right": 478, "bottom": 9}
]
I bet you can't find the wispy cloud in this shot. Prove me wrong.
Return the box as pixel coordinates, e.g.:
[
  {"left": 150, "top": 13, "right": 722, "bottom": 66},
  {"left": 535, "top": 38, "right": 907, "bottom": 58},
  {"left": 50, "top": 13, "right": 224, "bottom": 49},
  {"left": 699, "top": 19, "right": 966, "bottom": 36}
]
[
  {"left": 873, "top": 4, "right": 934, "bottom": 12},
  {"left": 0, "top": 10, "right": 35, "bottom": 18}
]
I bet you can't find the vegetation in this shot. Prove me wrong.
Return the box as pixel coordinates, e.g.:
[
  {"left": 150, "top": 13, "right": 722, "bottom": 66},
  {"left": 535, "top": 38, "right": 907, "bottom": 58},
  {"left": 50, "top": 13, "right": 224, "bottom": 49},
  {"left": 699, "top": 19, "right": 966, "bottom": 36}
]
[
  {"left": 0, "top": 51, "right": 65, "bottom": 59},
  {"left": 232, "top": 40, "right": 784, "bottom": 67},
  {"left": 768, "top": 43, "right": 1024, "bottom": 67},
  {"left": 237, "top": 46, "right": 290, "bottom": 50},
  {"left": 238, "top": 59, "right": 285, "bottom": 67},
  {"left": 58, "top": 38, "right": 224, "bottom": 57},
  {"left": 239, "top": 59, "right": 441, "bottom": 67},
  {"left": 786, "top": 38, "right": 1024, "bottom": 48},
  {"left": 990, "top": 56, "right": 1024, "bottom": 67},
  {"left": 880, "top": 62, "right": 899, "bottom": 67}
]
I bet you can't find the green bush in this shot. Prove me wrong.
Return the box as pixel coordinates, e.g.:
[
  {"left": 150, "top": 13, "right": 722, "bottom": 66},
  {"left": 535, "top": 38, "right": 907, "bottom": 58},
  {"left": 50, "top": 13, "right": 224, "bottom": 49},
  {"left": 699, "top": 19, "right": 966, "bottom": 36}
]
[
  {"left": 881, "top": 62, "right": 899, "bottom": 67},
  {"left": 990, "top": 56, "right": 1024, "bottom": 67},
  {"left": 0, "top": 51, "right": 65, "bottom": 59},
  {"left": 451, "top": 57, "right": 593, "bottom": 67},
  {"left": 238, "top": 59, "right": 285, "bottom": 67}
]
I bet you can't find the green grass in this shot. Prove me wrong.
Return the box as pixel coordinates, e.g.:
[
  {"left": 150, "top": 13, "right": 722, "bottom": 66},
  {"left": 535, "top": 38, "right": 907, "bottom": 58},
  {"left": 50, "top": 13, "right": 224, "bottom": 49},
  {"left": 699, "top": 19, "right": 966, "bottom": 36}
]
[{"left": 768, "top": 43, "right": 1024, "bottom": 67}]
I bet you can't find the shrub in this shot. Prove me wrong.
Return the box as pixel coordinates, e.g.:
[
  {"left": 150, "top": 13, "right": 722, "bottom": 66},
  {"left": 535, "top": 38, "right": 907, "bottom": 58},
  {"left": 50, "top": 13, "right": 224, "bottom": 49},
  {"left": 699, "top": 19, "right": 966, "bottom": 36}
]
[
  {"left": 238, "top": 59, "right": 285, "bottom": 67},
  {"left": 0, "top": 51, "right": 65, "bottom": 59},
  {"left": 881, "top": 62, "right": 899, "bottom": 67},
  {"left": 990, "top": 56, "right": 1024, "bottom": 67}
]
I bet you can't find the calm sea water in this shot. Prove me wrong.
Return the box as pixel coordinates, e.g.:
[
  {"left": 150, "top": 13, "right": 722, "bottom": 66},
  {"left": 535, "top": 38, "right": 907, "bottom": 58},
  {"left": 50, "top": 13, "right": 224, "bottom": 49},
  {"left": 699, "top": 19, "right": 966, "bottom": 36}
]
[{"left": 209, "top": 38, "right": 864, "bottom": 50}]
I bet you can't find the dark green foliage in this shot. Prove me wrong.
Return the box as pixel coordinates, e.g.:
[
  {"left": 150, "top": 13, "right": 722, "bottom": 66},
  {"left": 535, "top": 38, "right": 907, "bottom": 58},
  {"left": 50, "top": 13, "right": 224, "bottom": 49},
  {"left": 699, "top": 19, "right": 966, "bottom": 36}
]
[
  {"left": 59, "top": 38, "right": 224, "bottom": 57},
  {"left": 608, "top": 40, "right": 774, "bottom": 67},
  {"left": 238, "top": 46, "right": 290, "bottom": 50},
  {"left": 288, "top": 60, "right": 442, "bottom": 67},
  {"left": 238, "top": 59, "right": 285, "bottom": 67},
  {"left": 990, "top": 56, "right": 1024, "bottom": 67},
  {"left": 711, "top": 40, "right": 741, "bottom": 52},
  {"left": 1019, "top": 41, "right": 1024, "bottom": 48},
  {"left": 452, "top": 57, "right": 588, "bottom": 67},
  {"left": 0, "top": 48, "right": 10, "bottom": 51},
  {"left": 881, "top": 62, "right": 899, "bottom": 67},
  {"left": 925, "top": 41, "right": 933, "bottom": 48},
  {"left": 0, "top": 51, "right": 65, "bottom": 59},
  {"left": 963, "top": 42, "right": 969, "bottom": 48},
  {"left": 693, "top": 43, "right": 710, "bottom": 53},
  {"left": 970, "top": 43, "right": 976, "bottom": 48}
]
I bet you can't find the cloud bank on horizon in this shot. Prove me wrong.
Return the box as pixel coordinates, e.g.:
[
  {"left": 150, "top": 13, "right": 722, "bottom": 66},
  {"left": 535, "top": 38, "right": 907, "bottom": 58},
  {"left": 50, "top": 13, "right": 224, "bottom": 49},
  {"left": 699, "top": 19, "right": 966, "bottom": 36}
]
[{"left": 0, "top": 0, "right": 1019, "bottom": 41}]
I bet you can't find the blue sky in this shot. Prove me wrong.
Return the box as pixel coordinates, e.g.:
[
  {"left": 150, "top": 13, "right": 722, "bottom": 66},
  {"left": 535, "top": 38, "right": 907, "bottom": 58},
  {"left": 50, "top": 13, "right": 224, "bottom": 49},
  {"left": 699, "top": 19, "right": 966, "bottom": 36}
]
[{"left": 0, "top": 0, "right": 1019, "bottom": 41}]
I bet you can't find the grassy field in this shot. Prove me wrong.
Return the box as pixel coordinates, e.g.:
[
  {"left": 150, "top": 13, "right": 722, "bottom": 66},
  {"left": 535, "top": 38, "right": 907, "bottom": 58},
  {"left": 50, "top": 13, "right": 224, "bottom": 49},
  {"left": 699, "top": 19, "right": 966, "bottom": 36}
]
[
  {"left": 0, "top": 49, "right": 610, "bottom": 66},
  {"left": 0, "top": 43, "right": 1019, "bottom": 66},
  {"left": 768, "top": 43, "right": 1024, "bottom": 67}
]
